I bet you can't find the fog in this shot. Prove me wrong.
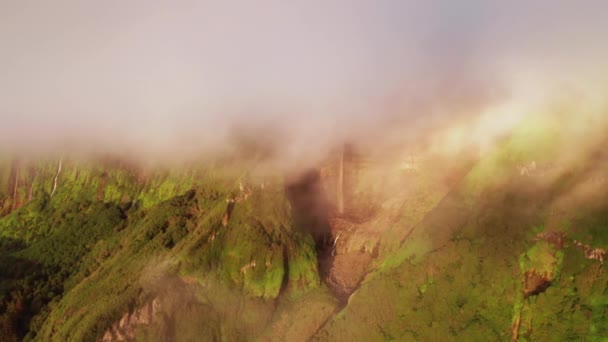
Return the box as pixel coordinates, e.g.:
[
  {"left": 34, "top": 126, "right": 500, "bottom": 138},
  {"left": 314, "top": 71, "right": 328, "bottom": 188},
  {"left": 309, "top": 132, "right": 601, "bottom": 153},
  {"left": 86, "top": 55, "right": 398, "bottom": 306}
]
[{"left": 0, "top": 1, "right": 607, "bottom": 165}]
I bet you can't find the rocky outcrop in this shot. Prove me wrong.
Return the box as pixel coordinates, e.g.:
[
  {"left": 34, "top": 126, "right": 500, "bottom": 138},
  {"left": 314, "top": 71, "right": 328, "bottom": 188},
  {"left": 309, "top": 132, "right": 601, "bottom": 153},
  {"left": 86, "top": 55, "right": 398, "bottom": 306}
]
[
  {"left": 319, "top": 217, "right": 379, "bottom": 302},
  {"left": 523, "top": 270, "right": 552, "bottom": 298},
  {"left": 221, "top": 199, "right": 236, "bottom": 226},
  {"left": 573, "top": 240, "right": 606, "bottom": 264},
  {"left": 100, "top": 299, "right": 160, "bottom": 342},
  {"left": 518, "top": 161, "right": 537, "bottom": 176},
  {"left": 221, "top": 182, "right": 252, "bottom": 227},
  {"left": 534, "top": 231, "right": 565, "bottom": 249}
]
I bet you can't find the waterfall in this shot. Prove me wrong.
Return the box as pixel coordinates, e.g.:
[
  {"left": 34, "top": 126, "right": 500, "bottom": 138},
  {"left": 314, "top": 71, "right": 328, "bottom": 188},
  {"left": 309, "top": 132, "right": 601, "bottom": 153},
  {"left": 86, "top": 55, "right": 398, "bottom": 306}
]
[{"left": 50, "top": 158, "right": 63, "bottom": 197}]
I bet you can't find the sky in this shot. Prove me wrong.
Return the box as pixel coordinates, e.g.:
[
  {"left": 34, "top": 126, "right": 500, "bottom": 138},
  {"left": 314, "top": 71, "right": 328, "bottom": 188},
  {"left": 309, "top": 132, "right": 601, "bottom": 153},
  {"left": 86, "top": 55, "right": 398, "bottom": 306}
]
[{"left": 0, "top": 1, "right": 607, "bottom": 162}]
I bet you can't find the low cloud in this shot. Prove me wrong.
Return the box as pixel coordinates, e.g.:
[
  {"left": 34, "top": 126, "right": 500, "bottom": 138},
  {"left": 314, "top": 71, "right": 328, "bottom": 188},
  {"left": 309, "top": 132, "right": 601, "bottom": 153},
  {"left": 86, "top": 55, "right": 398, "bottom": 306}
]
[{"left": 0, "top": 1, "right": 607, "bottom": 167}]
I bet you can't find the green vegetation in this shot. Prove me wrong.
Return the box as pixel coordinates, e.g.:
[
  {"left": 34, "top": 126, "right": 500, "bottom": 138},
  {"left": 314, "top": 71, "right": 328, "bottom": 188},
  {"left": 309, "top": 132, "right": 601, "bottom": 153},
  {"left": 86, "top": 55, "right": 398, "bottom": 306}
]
[
  {"left": 0, "top": 122, "right": 607, "bottom": 341},
  {"left": 0, "top": 196, "right": 125, "bottom": 341},
  {"left": 315, "top": 123, "right": 607, "bottom": 341},
  {"left": 0, "top": 159, "right": 324, "bottom": 341}
]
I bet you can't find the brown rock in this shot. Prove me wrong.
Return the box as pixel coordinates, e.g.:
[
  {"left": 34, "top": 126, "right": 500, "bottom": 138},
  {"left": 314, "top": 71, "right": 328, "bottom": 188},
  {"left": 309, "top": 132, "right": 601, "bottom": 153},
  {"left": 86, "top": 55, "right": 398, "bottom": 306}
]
[
  {"left": 99, "top": 299, "right": 160, "bottom": 341},
  {"left": 523, "top": 270, "right": 551, "bottom": 298}
]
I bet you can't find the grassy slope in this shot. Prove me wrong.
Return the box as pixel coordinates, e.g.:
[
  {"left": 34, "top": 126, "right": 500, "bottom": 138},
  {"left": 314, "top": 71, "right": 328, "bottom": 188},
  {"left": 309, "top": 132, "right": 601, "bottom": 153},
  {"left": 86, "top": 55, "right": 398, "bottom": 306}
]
[
  {"left": 314, "top": 118, "right": 608, "bottom": 341},
  {"left": 0, "top": 159, "right": 328, "bottom": 341}
]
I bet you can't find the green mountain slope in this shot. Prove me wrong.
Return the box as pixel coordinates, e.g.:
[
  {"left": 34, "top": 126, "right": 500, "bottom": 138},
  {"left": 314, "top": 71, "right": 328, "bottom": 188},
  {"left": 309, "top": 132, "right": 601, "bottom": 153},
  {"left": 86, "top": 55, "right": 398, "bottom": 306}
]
[
  {"left": 316, "top": 121, "right": 608, "bottom": 341},
  {"left": 0, "top": 119, "right": 607, "bottom": 341}
]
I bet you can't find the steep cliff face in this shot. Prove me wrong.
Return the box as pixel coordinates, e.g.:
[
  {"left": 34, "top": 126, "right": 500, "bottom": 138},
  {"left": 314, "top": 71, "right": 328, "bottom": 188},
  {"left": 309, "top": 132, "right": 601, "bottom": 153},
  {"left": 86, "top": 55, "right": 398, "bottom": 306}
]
[{"left": 100, "top": 298, "right": 160, "bottom": 342}]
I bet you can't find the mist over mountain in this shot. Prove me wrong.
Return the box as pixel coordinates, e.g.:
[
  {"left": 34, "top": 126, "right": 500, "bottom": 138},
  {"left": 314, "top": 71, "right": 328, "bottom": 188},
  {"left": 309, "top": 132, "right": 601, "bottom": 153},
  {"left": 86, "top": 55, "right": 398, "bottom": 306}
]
[
  {"left": 1, "top": 1, "right": 607, "bottom": 163},
  {"left": 1, "top": 2, "right": 608, "bottom": 342}
]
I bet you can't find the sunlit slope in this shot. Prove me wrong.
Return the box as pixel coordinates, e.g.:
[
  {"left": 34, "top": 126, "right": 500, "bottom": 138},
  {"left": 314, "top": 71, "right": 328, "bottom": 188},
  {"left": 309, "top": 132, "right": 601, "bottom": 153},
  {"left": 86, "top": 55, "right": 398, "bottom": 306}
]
[
  {"left": 314, "top": 118, "right": 608, "bottom": 340},
  {"left": 0, "top": 158, "right": 220, "bottom": 219},
  {"left": 0, "top": 161, "right": 330, "bottom": 341},
  {"left": 35, "top": 184, "right": 320, "bottom": 341}
]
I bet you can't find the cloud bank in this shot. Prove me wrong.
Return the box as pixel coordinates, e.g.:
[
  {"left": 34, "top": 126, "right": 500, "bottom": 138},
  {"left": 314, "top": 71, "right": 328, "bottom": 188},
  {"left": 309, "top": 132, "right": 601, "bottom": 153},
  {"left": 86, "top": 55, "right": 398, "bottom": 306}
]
[{"left": 0, "top": 1, "right": 607, "bottom": 164}]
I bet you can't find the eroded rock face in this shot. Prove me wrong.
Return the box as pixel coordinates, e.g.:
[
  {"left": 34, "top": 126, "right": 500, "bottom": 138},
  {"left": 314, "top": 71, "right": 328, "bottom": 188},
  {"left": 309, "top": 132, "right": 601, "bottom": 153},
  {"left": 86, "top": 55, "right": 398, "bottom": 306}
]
[
  {"left": 573, "top": 240, "right": 606, "bottom": 264},
  {"left": 221, "top": 199, "right": 235, "bottom": 227},
  {"left": 534, "top": 231, "right": 565, "bottom": 249},
  {"left": 100, "top": 298, "right": 160, "bottom": 342},
  {"left": 523, "top": 270, "right": 552, "bottom": 298},
  {"left": 319, "top": 217, "right": 379, "bottom": 302}
]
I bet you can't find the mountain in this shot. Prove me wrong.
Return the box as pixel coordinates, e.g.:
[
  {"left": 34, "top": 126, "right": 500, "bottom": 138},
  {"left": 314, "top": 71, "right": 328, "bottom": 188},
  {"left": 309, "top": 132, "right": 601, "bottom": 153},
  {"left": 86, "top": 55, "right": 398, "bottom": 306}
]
[{"left": 0, "top": 118, "right": 607, "bottom": 341}]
